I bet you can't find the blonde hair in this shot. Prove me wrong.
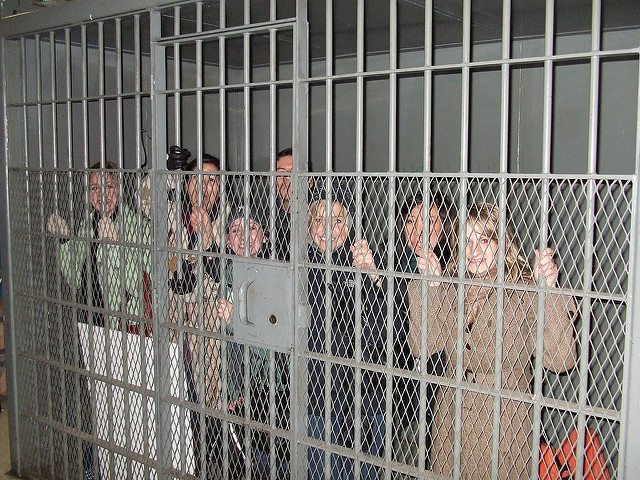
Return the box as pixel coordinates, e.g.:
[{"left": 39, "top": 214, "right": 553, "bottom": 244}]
[
  {"left": 307, "top": 199, "right": 352, "bottom": 234},
  {"left": 450, "top": 202, "right": 533, "bottom": 283}
]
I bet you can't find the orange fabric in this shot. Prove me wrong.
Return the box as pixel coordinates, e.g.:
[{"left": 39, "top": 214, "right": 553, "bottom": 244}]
[
  {"left": 539, "top": 442, "right": 561, "bottom": 480},
  {"left": 539, "top": 428, "right": 611, "bottom": 480}
]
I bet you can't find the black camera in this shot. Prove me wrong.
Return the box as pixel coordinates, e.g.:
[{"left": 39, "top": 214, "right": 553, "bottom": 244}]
[{"left": 166, "top": 145, "right": 191, "bottom": 171}]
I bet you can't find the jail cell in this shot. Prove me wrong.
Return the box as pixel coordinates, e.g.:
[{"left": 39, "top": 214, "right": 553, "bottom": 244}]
[{"left": 0, "top": 1, "right": 639, "bottom": 479}]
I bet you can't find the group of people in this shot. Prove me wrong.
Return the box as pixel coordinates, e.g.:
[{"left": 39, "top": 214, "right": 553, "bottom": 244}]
[{"left": 46, "top": 148, "right": 577, "bottom": 479}]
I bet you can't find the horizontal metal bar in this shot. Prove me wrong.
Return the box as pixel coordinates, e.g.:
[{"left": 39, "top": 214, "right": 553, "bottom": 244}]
[
  {"left": 300, "top": 349, "right": 620, "bottom": 422},
  {"left": 156, "top": 17, "right": 295, "bottom": 45},
  {"left": 9, "top": 166, "right": 637, "bottom": 182},
  {"left": 16, "top": 412, "right": 158, "bottom": 469},
  {"left": 18, "top": 350, "right": 155, "bottom": 397},
  {"left": 302, "top": 47, "right": 640, "bottom": 83},
  {"left": 7, "top": 91, "right": 151, "bottom": 108},
  {"left": 295, "top": 262, "right": 628, "bottom": 302},
  {"left": 156, "top": 78, "right": 294, "bottom": 95},
  {"left": 12, "top": 292, "right": 152, "bottom": 325},
  {"left": 160, "top": 394, "right": 294, "bottom": 437}
]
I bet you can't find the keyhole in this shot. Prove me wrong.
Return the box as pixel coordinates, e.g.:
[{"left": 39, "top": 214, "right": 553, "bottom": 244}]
[{"left": 269, "top": 314, "right": 277, "bottom": 325}]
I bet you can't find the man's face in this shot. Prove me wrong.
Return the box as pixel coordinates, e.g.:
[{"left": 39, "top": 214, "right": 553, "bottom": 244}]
[
  {"left": 276, "top": 154, "right": 293, "bottom": 211},
  {"left": 187, "top": 162, "right": 220, "bottom": 212},
  {"left": 89, "top": 172, "right": 119, "bottom": 215}
]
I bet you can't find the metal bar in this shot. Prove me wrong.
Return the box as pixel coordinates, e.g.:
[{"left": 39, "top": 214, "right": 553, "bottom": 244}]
[
  {"left": 382, "top": 2, "right": 398, "bottom": 478},
  {"left": 490, "top": 1, "right": 511, "bottom": 477},
  {"left": 417, "top": 2, "right": 434, "bottom": 474},
  {"left": 35, "top": 31, "right": 56, "bottom": 475},
  {"left": 530, "top": 2, "right": 555, "bottom": 478},
  {"left": 81, "top": 25, "right": 88, "bottom": 168},
  {"left": 452, "top": 1, "right": 471, "bottom": 478},
  {"left": 193, "top": 3, "right": 208, "bottom": 476},
  {"left": 292, "top": 0, "right": 309, "bottom": 477},
  {"left": 353, "top": 1, "right": 365, "bottom": 473},
  {"left": 173, "top": 6, "right": 181, "bottom": 146},
  {"left": 149, "top": 9, "right": 169, "bottom": 479},
  {"left": 217, "top": 2, "right": 231, "bottom": 477},
  {"left": 49, "top": 27, "right": 72, "bottom": 479},
  {"left": 620, "top": 40, "right": 640, "bottom": 479},
  {"left": 268, "top": 1, "right": 277, "bottom": 260},
  {"left": 268, "top": 1, "right": 278, "bottom": 477},
  {"left": 0, "top": 0, "right": 182, "bottom": 38},
  {"left": 298, "top": 46, "right": 639, "bottom": 83},
  {"left": 64, "top": 24, "right": 85, "bottom": 476},
  {"left": 322, "top": 2, "right": 333, "bottom": 478},
  {"left": 0, "top": 35, "right": 23, "bottom": 476},
  {"left": 135, "top": 15, "right": 142, "bottom": 170},
  {"left": 573, "top": 2, "right": 603, "bottom": 478},
  {"left": 156, "top": 18, "right": 296, "bottom": 46}
]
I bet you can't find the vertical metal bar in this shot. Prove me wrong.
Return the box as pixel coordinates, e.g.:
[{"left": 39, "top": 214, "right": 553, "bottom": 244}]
[
  {"left": 417, "top": 1, "right": 433, "bottom": 474},
  {"left": 174, "top": 6, "right": 181, "bottom": 145},
  {"left": 490, "top": 1, "right": 511, "bottom": 477},
  {"left": 530, "top": 2, "right": 555, "bottom": 478},
  {"left": 50, "top": 27, "right": 71, "bottom": 480},
  {"left": 353, "top": 0, "right": 365, "bottom": 474},
  {"left": 63, "top": 25, "right": 85, "bottom": 477},
  {"left": 218, "top": 2, "right": 230, "bottom": 478},
  {"left": 35, "top": 31, "right": 55, "bottom": 475},
  {"left": 241, "top": 2, "right": 253, "bottom": 474},
  {"left": 268, "top": 0, "right": 277, "bottom": 261},
  {"left": 193, "top": 3, "right": 207, "bottom": 477},
  {"left": 81, "top": 25, "right": 89, "bottom": 169},
  {"left": 292, "top": 1, "right": 309, "bottom": 478},
  {"left": 65, "top": 28, "right": 73, "bottom": 169},
  {"left": 96, "top": 19, "right": 116, "bottom": 478},
  {"left": 383, "top": 2, "right": 398, "bottom": 477},
  {"left": 135, "top": 15, "right": 142, "bottom": 170},
  {"left": 322, "top": 2, "right": 333, "bottom": 477},
  {"left": 0, "top": 35, "right": 24, "bottom": 476},
  {"left": 620, "top": 42, "right": 640, "bottom": 480},
  {"left": 268, "top": 2, "right": 278, "bottom": 478},
  {"left": 452, "top": 2, "right": 472, "bottom": 478},
  {"left": 114, "top": 16, "right": 133, "bottom": 480},
  {"left": 168, "top": 8, "right": 187, "bottom": 470},
  {"left": 116, "top": 18, "right": 124, "bottom": 170},
  {"left": 98, "top": 22, "right": 106, "bottom": 169},
  {"left": 150, "top": 9, "right": 169, "bottom": 479},
  {"left": 573, "top": 3, "right": 603, "bottom": 479}
]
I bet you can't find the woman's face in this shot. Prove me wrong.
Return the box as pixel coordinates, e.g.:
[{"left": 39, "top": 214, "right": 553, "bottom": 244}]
[
  {"left": 310, "top": 202, "right": 349, "bottom": 253},
  {"left": 227, "top": 218, "right": 265, "bottom": 257},
  {"left": 465, "top": 219, "right": 499, "bottom": 278},
  {"left": 403, "top": 203, "right": 443, "bottom": 255},
  {"left": 89, "top": 172, "right": 119, "bottom": 215},
  {"left": 187, "top": 162, "right": 220, "bottom": 212}
]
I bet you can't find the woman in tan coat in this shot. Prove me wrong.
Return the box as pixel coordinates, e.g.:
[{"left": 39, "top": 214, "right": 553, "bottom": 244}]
[{"left": 408, "top": 202, "right": 577, "bottom": 478}]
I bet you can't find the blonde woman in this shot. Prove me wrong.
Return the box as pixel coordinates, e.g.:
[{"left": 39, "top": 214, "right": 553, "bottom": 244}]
[{"left": 407, "top": 202, "right": 577, "bottom": 478}]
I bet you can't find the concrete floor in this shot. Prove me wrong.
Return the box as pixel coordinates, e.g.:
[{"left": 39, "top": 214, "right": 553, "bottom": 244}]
[{"left": 0, "top": 400, "right": 18, "bottom": 479}]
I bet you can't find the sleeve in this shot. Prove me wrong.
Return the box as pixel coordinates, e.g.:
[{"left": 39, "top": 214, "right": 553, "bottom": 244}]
[
  {"left": 58, "top": 222, "right": 90, "bottom": 291},
  {"left": 407, "top": 280, "right": 446, "bottom": 359},
  {"left": 542, "top": 293, "right": 577, "bottom": 373},
  {"left": 96, "top": 208, "right": 150, "bottom": 317}
]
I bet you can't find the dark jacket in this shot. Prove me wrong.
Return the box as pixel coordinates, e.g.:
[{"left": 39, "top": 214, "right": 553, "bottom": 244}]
[
  {"left": 390, "top": 247, "right": 446, "bottom": 425},
  {"left": 307, "top": 240, "right": 386, "bottom": 416},
  {"left": 168, "top": 207, "right": 221, "bottom": 295},
  {"left": 274, "top": 206, "right": 291, "bottom": 261}
]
